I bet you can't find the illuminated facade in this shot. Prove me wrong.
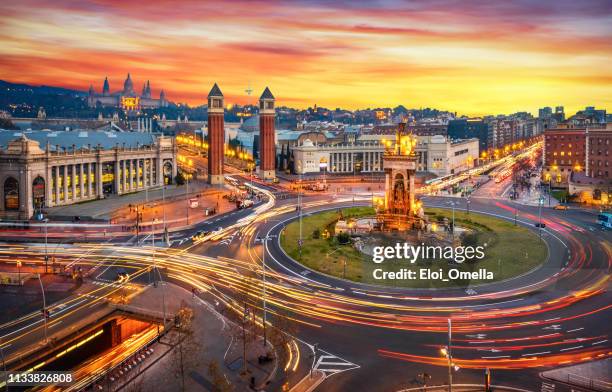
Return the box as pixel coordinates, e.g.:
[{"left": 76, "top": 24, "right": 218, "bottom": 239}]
[
  {"left": 543, "top": 124, "right": 612, "bottom": 189},
  {"left": 0, "top": 130, "right": 177, "bottom": 220},
  {"left": 87, "top": 74, "right": 168, "bottom": 110},
  {"left": 379, "top": 123, "right": 422, "bottom": 231}
]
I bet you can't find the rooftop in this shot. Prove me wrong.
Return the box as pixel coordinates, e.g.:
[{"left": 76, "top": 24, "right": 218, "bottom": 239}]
[{"left": 0, "top": 129, "right": 157, "bottom": 152}]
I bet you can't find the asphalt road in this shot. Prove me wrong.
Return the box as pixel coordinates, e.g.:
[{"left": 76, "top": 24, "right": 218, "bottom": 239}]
[{"left": 0, "top": 175, "right": 609, "bottom": 392}]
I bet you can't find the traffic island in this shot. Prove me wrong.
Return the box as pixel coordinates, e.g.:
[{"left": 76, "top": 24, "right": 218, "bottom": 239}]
[{"left": 279, "top": 206, "right": 547, "bottom": 288}]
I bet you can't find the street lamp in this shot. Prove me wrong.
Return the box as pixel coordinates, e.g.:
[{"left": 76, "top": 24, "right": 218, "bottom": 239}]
[
  {"left": 37, "top": 274, "right": 48, "bottom": 344},
  {"left": 447, "top": 201, "right": 456, "bottom": 241},
  {"left": 440, "top": 319, "right": 456, "bottom": 392},
  {"left": 17, "top": 260, "right": 22, "bottom": 284},
  {"left": 44, "top": 218, "right": 49, "bottom": 273},
  {"left": 538, "top": 196, "right": 544, "bottom": 239},
  {"left": 256, "top": 234, "right": 275, "bottom": 348}
]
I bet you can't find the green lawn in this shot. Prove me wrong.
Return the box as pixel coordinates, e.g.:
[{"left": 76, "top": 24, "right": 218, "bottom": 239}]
[{"left": 280, "top": 206, "right": 547, "bottom": 288}]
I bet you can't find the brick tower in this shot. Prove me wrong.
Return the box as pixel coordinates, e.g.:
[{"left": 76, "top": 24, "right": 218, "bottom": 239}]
[
  {"left": 259, "top": 87, "right": 276, "bottom": 180},
  {"left": 207, "top": 83, "right": 224, "bottom": 185}
]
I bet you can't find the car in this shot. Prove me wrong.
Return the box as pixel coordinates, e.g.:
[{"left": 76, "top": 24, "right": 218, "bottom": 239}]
[
  {"left": 272, "top": 178, "right": 280, "bottom": 184},
  {"left": 553, "top": 205, "right": 569, "bottom": 210},
  {"left": 116, "top": 269, "right": 129, "bottom": 280}
]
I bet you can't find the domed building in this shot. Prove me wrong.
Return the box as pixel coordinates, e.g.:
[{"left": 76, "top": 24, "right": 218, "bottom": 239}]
[{"left": 87, "top": 73, "right": 169, "bottom": 111}]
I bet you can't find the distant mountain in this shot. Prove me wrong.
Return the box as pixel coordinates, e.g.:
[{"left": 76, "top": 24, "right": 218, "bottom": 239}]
[{"left": 0, "top": 80, "right": 87, "bottom": 97}]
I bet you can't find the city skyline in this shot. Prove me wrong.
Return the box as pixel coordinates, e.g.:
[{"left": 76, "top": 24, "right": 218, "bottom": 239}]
[{"left": 0, "top": 0, "right": 611, "bottom": 115}]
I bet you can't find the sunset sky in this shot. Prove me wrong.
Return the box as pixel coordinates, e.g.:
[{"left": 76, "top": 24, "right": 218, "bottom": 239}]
[{"left": 0, "top": 0, "right": 610, "bottom": 116}]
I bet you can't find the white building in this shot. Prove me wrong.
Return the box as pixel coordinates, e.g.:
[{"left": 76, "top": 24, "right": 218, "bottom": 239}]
[{"left": 291, "top": 135, "right": 479, "bottom": 176}]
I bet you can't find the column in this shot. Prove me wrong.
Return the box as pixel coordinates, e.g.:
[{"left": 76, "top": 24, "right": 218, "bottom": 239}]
[
  {"left": 137, "top": 159, "right": 141, "bottom": 189},
  {"left": 157, "top": 157, "right": 164, "bottom": 185},
  {"left": 122, "top": 161, "right": 127, "bottom": 192},
  {"left": 71, "top": 165, "right": 77, "bottom": 201},
  {"left": 79, "top": 163, "right": 84, "bottom": 199},
  {"left": 96, "top": 161, "right": 103, "bottom": 197},
  {"left": 45, "top": 166, "right": 53, "bottom": 208},
  {"left": 148, "top": 158, "right": 153, "bottom": 187},
  {"left": 54, "top": 166, "right": 60, "bottom": 206},
  {"left": 87, "top": 163, "right": 93, "bottom": 197},
  {"left": 129, "top": 159, "right": 134, "bottom": 191},
  {"left": 62, "top": 166, "right": 68, "bottom": 204},
  {"left": 114, "top": 159, "right": 121, "bottom": 194}
]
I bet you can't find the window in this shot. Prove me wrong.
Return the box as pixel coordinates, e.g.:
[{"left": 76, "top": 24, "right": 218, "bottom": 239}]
[{"left": 4, "top": 177, "right": 19, "bottom": 210}]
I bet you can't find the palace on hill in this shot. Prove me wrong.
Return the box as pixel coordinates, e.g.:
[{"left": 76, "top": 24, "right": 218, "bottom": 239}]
[{"left": 87, "top": 73, "right": 169, "bottom": 111}]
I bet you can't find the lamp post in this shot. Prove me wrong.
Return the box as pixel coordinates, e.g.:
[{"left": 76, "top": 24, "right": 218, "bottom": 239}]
[
  {"left": 466, "top": 196, "right": 470, "bottom": 215},
  {"left": 186, "top": 173, "right": 190, "bottom": 225},
  {"left": 538, "top": 196, "right": 544, "bottom": 239},
  {"left": 440, "top": 318, "right": 453, "bottom": 392},
  {"left": 0, "top": 337, "right": 7, "bottom": 392},
  {"left": 298, "top": 167, "right": 303, "bottom": 259},
  {"left": 16, "top": 260, "right": 22, "bottom": 285},
  {"left": 257, "top": 234, "right": 275, "bottom": 348},
  {"left": 44, "top": 218, "right": 49, "bottom": 273},
  {"left": 37, "top": 274, "right": 48, "bottom": 344},
  {"left": 447, "top": 201, "right": 456, "bottom": 241}
]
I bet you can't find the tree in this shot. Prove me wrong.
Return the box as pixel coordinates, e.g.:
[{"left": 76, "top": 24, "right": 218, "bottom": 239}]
[
  {"left": 312, "top": 228, "right": 321, "bottom": 239},
  {"left": 208, "top": 360, "right": 233, "bottom": 392},
  {"left": 337, "top": 232, "right": 350, "bottom": 245},
  {"left": 267, "top": 310, "right": 299, "bottom": 383},
  {"left": 175, "top": 171, "right": 186, "bottom": 186},
  {"left": 0, "top": 118, "right": 18, "bottom": 130},
  {"left": 167, "top": 302, "right": 200, "bottom": 392}
]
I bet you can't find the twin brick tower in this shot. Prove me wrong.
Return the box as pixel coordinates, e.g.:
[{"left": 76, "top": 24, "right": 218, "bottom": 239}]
[{"left": 206, "top": 84, "right": 276, "bottom": 184}]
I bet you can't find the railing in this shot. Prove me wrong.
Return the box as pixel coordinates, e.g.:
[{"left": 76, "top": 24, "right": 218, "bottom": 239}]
[{"left": 566, "top": 372, "right": 612, "bottom": 392}]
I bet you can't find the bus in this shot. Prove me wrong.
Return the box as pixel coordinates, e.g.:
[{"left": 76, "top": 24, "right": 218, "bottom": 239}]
[{"left": 597, "top": 212, "right": 612, "bottom": 229}]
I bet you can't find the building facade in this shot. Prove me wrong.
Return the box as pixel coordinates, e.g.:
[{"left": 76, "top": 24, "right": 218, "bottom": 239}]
[
  {"left": 542, "top": 124, "right": 611, "bottom": 189},
  {"left": 87, "top": 74, "right": 168, "bottom": 110},
  {"left": 291, "top": 135, "right": 478, "bottom": 177},
  {"left": 0, "top": 130, "right": 177, "bottom": 220}
]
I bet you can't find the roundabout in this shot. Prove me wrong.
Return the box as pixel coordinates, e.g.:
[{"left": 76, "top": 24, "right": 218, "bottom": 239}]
[
  {"left": 278, "top": 204, "right": 548, "bottom": 289},
  {"left": 0, "top": 192, "right": 609, "bottom": 391}
]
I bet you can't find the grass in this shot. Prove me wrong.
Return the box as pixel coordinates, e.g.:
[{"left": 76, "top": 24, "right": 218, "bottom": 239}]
[
  {"left": 551, "top": 190, "right": 569, "bottom": 203},
  {"left": 280, "top": 206, "right": 547, "bottom": 288}
]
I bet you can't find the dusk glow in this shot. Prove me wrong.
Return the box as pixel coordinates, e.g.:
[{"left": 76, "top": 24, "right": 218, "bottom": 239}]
[{"left": 1, "top": 0, "right": 610, "bottom": 114}]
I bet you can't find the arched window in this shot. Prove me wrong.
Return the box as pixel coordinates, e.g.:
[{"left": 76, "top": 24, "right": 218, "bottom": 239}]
[
  {"left": 32, "top": 176, "right": 45, "bottom": 209},
  {"left": 4, "top": 177, "right": 19, "bottom": 210}
]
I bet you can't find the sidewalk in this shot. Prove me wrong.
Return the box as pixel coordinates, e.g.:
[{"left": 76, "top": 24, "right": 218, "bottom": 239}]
[
  {"left": 504, "top": 176, "right": 560, "bottom": 207},
  {"left": 45, "top": 180, "right": 224, "bottom": 220},
  {"left": 119, "top": 282, "right": 282, "bottom": 392},
  {"left": 541, "top": 359, "right": 611, "bottom": 391}
]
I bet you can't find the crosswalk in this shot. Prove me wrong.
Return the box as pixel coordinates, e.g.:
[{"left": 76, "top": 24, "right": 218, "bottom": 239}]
[
  {"left": 541, "top": 382, "right": 555, "bottom": 392},
  {"left": 311, "top": 350, "right": 359, "bottom": 377}
]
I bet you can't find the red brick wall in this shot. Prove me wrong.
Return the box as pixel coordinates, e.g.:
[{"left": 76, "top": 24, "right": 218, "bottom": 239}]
[
  {"left": 207, "top": 113, "right": 224, "bottom": 176},
  {"left": 259, "top": 114, "right": 275, "bottom": 171}
]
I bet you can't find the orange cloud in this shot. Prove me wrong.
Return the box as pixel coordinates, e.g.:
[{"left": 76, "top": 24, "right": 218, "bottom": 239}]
[{"left": 0, "top": 0, "right": 610, "bottom": 115}]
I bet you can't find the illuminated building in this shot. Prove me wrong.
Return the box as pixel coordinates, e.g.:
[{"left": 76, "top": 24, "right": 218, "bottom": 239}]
[
  {"left": 290, "top": 134, "right": 477, "bottom": 176},
  {"left": 207, "top": 83, "right": 225, "bottom": 185},
  {"left": 87, "top": 74, "right": 168, "bottom": 110},
  {"left": 379, "top": 122, "right": 421, "bottom": 231},
  {"left": 543, "top": 123, "right": 611, "bottom": 189},
  {"left": 258, "top": 87, "right": 276, "bottom": 180},
  {"left": 0, "top": 130, "right": 177, "bottom": 220}
]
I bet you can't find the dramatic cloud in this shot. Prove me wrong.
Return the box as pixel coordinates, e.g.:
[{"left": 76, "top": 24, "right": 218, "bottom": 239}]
[{"left": 0, "top": 0, "right": 610, "bottom": 115}]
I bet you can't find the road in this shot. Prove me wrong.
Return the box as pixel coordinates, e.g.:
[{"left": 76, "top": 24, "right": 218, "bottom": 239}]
[{"left": 0, "top": 169, "right": 609, "bottom": 391}]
